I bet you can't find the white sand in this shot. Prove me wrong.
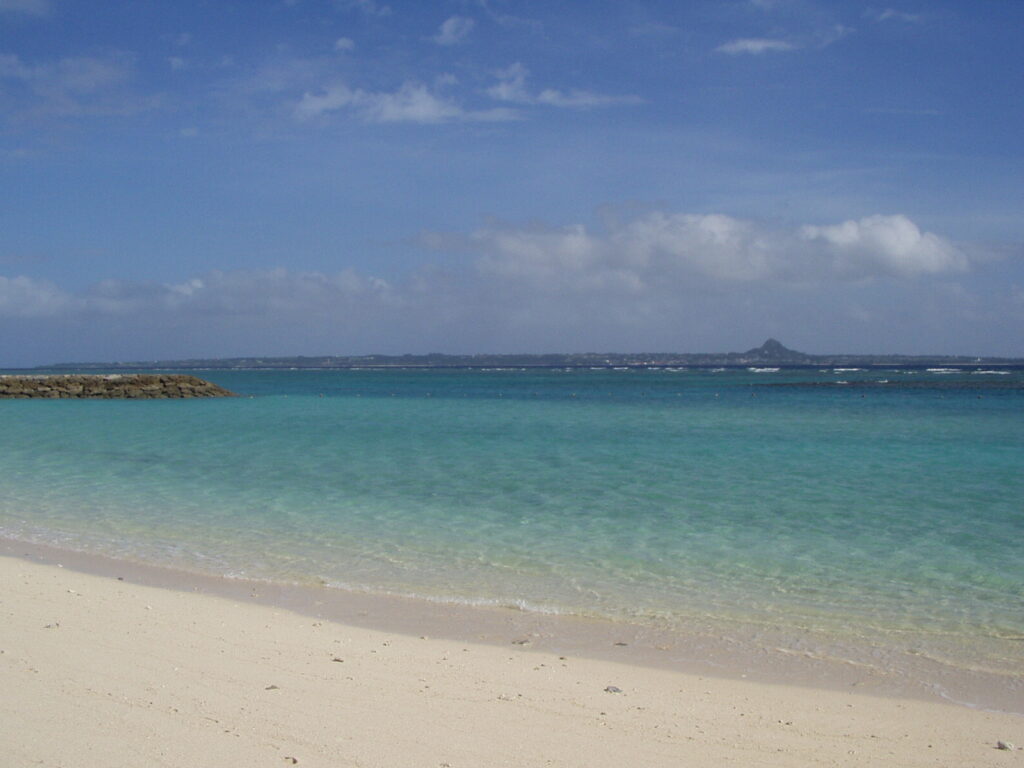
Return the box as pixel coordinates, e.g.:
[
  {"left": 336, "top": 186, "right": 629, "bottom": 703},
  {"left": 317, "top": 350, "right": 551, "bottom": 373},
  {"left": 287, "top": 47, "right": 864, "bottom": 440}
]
[{"left": 1, "top": 555, "right": 1020, "bottom": 767}]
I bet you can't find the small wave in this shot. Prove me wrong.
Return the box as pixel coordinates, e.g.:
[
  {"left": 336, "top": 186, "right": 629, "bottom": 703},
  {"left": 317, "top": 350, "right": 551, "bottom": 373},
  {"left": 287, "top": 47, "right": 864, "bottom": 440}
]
[
  {"left": 747, "top": 367, "right": 780, "bottom": 373},
  {"left": 926, "top": 368, "right": 959, "bottom": 374},
  {"left": 832, "top": 368, "right": 862, "bottom": 373},
  {"left": 317, "top": 578, "right": 573, "bottom": 616},
  {"left": 972, "top": 370, "right": 1010, "bottom": 375}
]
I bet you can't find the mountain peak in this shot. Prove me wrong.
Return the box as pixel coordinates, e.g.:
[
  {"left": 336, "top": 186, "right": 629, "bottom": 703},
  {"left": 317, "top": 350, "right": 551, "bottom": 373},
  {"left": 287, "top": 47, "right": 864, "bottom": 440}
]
[{"left": 745, "top": 338, "right": 806, "bottom": 360}]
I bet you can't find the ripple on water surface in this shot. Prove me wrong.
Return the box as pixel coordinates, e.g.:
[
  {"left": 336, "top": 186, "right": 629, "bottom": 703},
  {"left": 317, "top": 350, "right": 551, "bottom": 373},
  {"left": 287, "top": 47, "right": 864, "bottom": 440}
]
[{"left": 1, "top": 368, "right": 1022, "bottom": 703}]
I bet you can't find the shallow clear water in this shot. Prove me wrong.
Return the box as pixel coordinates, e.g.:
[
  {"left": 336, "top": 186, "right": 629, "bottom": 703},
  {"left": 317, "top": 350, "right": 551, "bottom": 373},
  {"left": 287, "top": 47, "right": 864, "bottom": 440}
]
[{"left": 2, "top": 367, "right": 1022, "bottom": 693}]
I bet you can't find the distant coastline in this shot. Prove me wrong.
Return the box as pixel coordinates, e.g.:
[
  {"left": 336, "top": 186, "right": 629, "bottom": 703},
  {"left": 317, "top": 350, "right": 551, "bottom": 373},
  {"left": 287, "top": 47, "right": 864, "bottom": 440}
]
[{"left": 29, "top": 339, "right": 1024, "bottom": 372}]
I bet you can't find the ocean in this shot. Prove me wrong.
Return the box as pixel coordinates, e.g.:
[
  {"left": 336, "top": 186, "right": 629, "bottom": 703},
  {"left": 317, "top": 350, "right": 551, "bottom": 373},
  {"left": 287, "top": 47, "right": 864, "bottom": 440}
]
[{"left": 2, "top": 366, "right": 1022, "bottom": 710}]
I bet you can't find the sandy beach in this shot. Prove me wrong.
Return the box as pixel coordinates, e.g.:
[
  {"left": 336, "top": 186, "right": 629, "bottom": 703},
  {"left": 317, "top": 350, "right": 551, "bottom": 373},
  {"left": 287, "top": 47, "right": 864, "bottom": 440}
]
[{"left": 1, "top": 552, "right": 1020, "bottom": 768}]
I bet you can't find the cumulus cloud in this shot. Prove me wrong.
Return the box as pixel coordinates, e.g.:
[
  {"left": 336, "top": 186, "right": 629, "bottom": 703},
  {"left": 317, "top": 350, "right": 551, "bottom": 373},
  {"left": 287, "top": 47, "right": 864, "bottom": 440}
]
[
  {"left": 334, "top": 37, "right": 355, "bottom": 51},
  {"left": 487, "top": 63, "right": 641, "bottom": 108},
  {"left": 800, "top": 215, "right": 967, "bottom": 277},
  {"left": 433, "top": 15, "right": 475, "bottom": 46},
  {"left": 361, "top": 83, "right": 472, "bottom": 123},
  {"left": 1, "top": 213, "right": 969, "bottom": 325},
  {"left": 440, "top": 212, "right": 971, "bottom": 288},
  {"left": 464, "top": 214, "right": 773, "bottom": 289},
  {"left": 295, "top": 80, "right": 515, "bottom": 123},
  {"left": 716, "top": 38, "right": 796, "bottom": 55},
  {"left": 1, "top": 213, "right": 989, "bottom": 364}
]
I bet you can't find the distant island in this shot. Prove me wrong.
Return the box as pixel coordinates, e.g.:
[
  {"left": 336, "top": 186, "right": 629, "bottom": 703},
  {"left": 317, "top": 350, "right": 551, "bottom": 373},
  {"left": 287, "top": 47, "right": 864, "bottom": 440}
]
[{"left": 37, "top": 340, "right": 1024, "bottom": 371}]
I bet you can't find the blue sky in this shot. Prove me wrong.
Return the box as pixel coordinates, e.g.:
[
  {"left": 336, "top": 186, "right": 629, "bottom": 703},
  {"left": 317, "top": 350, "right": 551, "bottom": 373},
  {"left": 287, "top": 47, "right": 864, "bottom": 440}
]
[{"left": 1, "top": 0, "right": 1022, "bottom": 365}]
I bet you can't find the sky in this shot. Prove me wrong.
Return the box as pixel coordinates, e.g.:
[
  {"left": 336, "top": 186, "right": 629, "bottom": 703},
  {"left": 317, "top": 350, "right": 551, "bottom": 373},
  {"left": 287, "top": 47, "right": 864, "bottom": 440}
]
[{"left": 1, "top": 0, "right": 1022, "bottom": 366}]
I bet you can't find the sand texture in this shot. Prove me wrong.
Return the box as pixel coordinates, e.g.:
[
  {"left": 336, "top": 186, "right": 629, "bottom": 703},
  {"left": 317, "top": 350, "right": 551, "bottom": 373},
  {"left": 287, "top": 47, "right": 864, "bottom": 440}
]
[{"left": 1, "top": 555, "right": 1020, "bottom": 768}]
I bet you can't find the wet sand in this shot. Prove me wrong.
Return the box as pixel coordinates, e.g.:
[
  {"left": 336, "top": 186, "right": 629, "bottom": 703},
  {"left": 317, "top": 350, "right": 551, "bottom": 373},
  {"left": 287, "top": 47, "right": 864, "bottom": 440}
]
[{"left": 1, "top": 546, "right": 1020, "bottom": 767}]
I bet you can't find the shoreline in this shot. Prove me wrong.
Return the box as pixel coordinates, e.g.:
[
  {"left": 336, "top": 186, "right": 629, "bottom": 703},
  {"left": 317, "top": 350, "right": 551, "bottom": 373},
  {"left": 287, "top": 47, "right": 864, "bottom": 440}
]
[
  {"left": 2, "top": 548, "right": 1021, "bottom": 767},
  {"left": 3, "top": 536, "right": 1021, "bottom": 716}
]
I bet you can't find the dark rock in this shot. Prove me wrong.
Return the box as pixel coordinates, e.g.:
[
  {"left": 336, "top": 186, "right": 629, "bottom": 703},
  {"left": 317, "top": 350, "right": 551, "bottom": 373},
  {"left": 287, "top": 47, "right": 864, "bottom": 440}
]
[{"left": 0, "top": 374, "right": 235, "bottom": 399}]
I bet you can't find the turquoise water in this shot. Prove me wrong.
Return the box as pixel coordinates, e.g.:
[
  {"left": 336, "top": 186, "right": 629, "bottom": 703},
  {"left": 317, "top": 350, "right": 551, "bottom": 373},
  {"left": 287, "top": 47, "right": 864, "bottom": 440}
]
[{"left": 2, "top": 367, "right": 1022, "bottom": 696}]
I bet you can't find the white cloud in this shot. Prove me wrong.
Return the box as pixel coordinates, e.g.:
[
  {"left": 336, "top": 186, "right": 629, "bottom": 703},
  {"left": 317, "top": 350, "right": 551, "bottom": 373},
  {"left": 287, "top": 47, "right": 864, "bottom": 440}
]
[
  {"left": 0, "top": 269, "right": 393, "bottom": 320},
  {"left": 296, "top": 80, "right": 516, "bottom": 123},
  {"left": 536, "top": 88, "right": 643, "bottom": 108},
  {"left": 716, "top": 38, "right": 796, "bottom": 55},
  {"left": 486, "top": 62, "right": 530, "bottom": 102},
  {"left": 0, "top": 0, "right": 48, "bottom": 14},
  {"left": 361, "top": 82, "right": 467, "bottom": 123},
  {"left": 237, "top": 56, "right": 516, "bottom": 125},
  {"left": 473, "top": 225, "right": 605, "bottom": 284},
  {"left": 815, "top": 24, "right": 854, "bottom": 48},
  {"left": 800, "top": 214, "right": 967, "bottom": 277},
  {"left": 334, "top": 37, "right": 355, "bottom": 51},
  {"left": 0, "top": 52, "right": 149, "bottom": 118},
  {"left": 168, "top": 56, "right": 187, "bottom": 71},
  {"left": 342, "top": 0, "right": 391, "bottom": 17},
  {"left": 433, "top": 15, "right": 475, "bottom": 46},
  {"left": 1, "top": 213, "right": 969, "bottom": 326},
  {"left": 0, "top": 53, "right": 29, "bottom": 79},
  {"left": 241, "top": 58, "right": 325, "bottom": 94},
  {"left": 612, "top": 212, "right": 780, "bottom": 281},
  {"left": 294, "top": 83, "right": 357, "bottom": 119},
  {"left": 870, "top": 8, "right": 922, "bottom": 23},
  {"left": 442, "top": 212, "right": 970, "bottom": 287},
  {"left": 487, "top": 63, "right": 641, "bottom": 109},
  {"left": 0, "top": 275, "right": 68, "bottom": 317},
  {"left": 0, "top": 214, "right": 1003, "bottom": 363}
]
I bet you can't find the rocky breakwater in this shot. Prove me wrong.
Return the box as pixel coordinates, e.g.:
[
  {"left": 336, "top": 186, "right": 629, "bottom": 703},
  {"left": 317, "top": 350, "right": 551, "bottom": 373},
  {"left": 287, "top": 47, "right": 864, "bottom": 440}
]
[{"left": 0, "top": 374, "right": 236, "bottom": 399}]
